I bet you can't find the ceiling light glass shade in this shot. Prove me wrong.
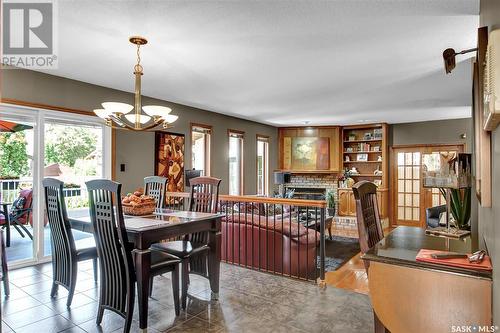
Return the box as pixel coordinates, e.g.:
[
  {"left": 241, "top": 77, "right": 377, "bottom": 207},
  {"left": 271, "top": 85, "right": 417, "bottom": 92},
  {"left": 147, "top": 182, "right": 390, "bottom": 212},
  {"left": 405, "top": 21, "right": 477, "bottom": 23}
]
[
  {"left": 124, "top": 114, "right": 151, "bottom": 124},
  {"left": 164, "top": 114, "right": 179, "bottom": 123},
  {"left": 94, "top": 109, "right": 112, "bottom": 119},
  {"left": 102, "top": 102, "right": 134, "bottom": 114},
  {"left": 142, "top": 105, "right": 172, "bottom": 118}
]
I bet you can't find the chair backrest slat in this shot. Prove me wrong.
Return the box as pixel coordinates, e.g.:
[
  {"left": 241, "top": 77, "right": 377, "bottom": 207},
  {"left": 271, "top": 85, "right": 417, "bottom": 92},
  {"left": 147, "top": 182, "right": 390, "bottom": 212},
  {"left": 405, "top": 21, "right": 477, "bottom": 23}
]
[
  {"left": 352, "top": 181, "right": 384, "bottom": 259},
  {"left": 43, "top": 178, "right": 76, "bottom": 288},
  {"left": 86, "top": 179, "right": 135, "bottom": 316},
  {"left": 144, "top": 176, "right": 167, "bottom": 209},
  {"left": 188, "top": 177, "right": 221, "bottom": 244}
]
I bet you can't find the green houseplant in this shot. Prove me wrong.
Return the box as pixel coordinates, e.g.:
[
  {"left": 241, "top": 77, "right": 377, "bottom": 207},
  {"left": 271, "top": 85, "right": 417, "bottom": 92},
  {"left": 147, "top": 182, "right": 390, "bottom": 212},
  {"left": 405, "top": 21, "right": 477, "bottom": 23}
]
[
  {"left": 439, "top": 187, "right": 471, "bottom": 230},
  {"left": 325, "top": 189, "right": 336, "bottom": 217}
]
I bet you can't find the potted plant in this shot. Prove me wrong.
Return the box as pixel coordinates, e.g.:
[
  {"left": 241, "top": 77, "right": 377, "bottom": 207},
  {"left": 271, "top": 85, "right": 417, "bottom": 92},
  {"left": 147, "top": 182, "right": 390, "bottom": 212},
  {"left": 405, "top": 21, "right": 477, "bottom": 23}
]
[
  {"left": 325, "top": 189, "right": 336, "bottom": 217},
  {"left": 439, "top": 187, "right": 471, "bottom": 230}
]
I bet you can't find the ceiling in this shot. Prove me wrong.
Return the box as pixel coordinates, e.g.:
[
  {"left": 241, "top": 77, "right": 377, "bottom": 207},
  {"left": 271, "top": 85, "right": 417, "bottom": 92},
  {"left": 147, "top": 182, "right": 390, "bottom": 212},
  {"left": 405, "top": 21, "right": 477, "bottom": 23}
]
[{"left": 43, "top": 0, "right": 479, "bottom": 126}]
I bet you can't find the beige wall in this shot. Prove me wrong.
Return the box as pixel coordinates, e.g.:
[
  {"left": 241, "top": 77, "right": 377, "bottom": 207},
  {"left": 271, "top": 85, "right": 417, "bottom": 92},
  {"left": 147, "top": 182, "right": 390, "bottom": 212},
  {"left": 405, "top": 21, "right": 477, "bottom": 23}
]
[
  {"left": 479, "top": 0, "right": 500, "bottom": 324},
  {"left": 390, "top": 118, "right": 472, "bottom": 148},
  {"left": 1, "top": 68, "right": 278, "bottom": 194}
]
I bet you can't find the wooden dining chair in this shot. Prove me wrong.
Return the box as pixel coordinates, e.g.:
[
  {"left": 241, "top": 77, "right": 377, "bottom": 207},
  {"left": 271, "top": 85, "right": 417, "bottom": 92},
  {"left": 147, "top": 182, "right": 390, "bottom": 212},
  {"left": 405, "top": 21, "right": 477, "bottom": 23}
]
[
  {"left": 43, "top": 178, "right": 98, "bottom": 307},
  {"left": 86, "top": 180, "right": 181, "bottom": 333},
  {"left": 352, "top": 180, "right": 388, "bottom": 333},
  {"left": 152, "top": 176, "right": 221, "bottom": 309},
  {"left": 144, "top": 176, "right": 167, "bottom": 209},
  {"left": 352, "top": 180, "right": 384, "bottom": 271}
]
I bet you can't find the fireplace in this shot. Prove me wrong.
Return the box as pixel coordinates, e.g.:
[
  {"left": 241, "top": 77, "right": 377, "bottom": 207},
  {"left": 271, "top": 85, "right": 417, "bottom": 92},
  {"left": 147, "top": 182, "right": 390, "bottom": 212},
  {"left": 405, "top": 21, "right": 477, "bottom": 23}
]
[{"left": 285, "top": 186, "right": 326, "bottom": 200}]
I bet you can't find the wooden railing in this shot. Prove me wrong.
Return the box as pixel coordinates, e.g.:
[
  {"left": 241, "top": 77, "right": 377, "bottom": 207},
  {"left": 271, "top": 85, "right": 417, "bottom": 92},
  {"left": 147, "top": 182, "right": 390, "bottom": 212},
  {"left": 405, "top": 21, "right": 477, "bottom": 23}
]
[{"left": 165, "top": 192, "right": 327, "bottom": 283}]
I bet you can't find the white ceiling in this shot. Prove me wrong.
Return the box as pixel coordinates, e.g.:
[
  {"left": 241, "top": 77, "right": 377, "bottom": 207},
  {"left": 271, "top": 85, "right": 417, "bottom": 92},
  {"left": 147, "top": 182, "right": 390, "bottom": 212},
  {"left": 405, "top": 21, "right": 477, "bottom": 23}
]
[{"left": 44, "top": 0, "right": 479, "bottom": 126}]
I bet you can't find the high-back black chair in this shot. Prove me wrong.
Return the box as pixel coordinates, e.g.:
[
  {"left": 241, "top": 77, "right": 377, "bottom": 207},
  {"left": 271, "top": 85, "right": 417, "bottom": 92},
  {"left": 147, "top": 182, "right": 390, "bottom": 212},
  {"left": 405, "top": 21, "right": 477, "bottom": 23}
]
[
  {"left": 152, "top": 176, "right": 221, "bottom": 309},
  {"left": 87, "top": 180, "right": 181, "bottom": 332},
  {"left": 86, "top": 180, "right": 136, "bottom": 332},
  {"left": 144, "top": 176, "right": 167, "bottom": 209},
  {"left": 43, "top": 178, "right": 98, "bottom": 307},
  {"left": 425, "top": 205, "right": 446, "bottom": 228}
]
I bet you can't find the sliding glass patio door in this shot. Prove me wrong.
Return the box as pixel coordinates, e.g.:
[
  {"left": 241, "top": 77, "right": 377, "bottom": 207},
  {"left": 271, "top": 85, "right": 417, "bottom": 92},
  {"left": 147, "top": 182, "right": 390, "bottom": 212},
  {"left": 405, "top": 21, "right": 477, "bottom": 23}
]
[{"left": 1, "top": 104, "right": 111, "bottom": 268}]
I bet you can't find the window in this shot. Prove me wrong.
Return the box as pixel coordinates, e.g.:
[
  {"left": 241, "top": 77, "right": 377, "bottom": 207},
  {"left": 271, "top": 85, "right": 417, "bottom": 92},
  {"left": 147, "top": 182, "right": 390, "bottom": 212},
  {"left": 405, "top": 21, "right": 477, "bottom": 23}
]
[
  {"left": 256, "top": 135, "right": 269, "bottom": 196},
  {"left": 228, "top": 130, "right": 244, "bottom": 195},
  {"left": 191, "top": 124, "right": 211, "bottom": 176}
]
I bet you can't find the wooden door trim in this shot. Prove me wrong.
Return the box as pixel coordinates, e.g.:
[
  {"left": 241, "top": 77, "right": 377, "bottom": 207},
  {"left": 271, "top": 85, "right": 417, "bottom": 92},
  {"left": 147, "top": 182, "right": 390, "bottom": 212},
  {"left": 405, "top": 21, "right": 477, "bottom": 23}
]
[{"left": 390, "top": 144, "right": 465, "bottom": 227}]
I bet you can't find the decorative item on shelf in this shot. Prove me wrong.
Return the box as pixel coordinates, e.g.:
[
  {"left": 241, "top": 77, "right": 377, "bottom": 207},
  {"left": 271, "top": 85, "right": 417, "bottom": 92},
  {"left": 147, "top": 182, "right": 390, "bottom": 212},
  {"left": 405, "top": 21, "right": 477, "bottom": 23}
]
[
  {"left": 348, "top": 134, "right": 356, "bottom": 141},
  {"left": 346, "top": 177, "right": 355, "bottom": 188},
  {"left": 93, "top": 36, "right": 179, "bottom": 131},
  {"left": 374, "top": 166, "right": 383, "bottom": 176},
  {"left": 377, "top": 155, "right": 383, "bottom": 162},
  {"left": 373, "top": 128, "right": 383, "bottom": 139},
  {"left": 345, "top": 155, "right": 350, "bottom": 162},
  {"left": 373, "top": 146, "right": 381, "bottom": 152},
  {"left": 363, "top": 132, "right": 373, "bottom": 140},
  {"left": 349, "top": 166, "right": 359, "bottom": 175},
  {"left": 325, "top": 190, "right": 336, "bottom": 216},
  {"left": 346, "top": 147, "right": 354, "bottom": 153},
  {"left": 374, "top": 179, "right": 382, "bottom": 187},
  {"left": 423, "top": 153, "right": 472, "bottom": 235},
  {"left": 357, "top": 153, "right": 368, "bottom": 162}
]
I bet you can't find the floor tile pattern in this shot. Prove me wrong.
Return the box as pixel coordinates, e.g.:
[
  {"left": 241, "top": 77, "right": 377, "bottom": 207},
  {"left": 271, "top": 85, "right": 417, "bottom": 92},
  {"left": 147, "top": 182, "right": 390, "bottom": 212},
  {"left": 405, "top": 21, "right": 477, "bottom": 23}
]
[{"left": 1, "top": 260, "right": 374, "bottom": 332}]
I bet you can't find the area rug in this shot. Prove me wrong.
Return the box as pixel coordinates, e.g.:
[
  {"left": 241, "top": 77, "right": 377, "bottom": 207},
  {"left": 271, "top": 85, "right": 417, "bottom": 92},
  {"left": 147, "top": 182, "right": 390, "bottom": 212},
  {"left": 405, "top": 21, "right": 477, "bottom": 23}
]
[{"left": 317, "top": 236, "right": 360, "bottom": 272}]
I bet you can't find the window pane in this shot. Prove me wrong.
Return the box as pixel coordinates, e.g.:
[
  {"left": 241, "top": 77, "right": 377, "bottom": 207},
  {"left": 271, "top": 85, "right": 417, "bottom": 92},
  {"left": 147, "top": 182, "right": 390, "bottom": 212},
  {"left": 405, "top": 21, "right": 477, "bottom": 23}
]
[
  {"left": 413, "top": 152, "right": 420, "bottom": 165},
  {"left": 405, "top": 167, "right": 412, "bottom": 179},
  {"left": 398, "top": 180, "right": 405, "bottom": 192},
  {"left": 256, "top": 140, "right": 268, "bottom": 195},
  {"left": 405, "top": 153, "right": 412, "bottom": 165},
  {"left": 229, "top": 135, "right": 243, "bottom": 195},
  {"left": 405, "top": 194, "right": 412, "bottom": 206},
  {"left": 398, "top": 207, "right": 405, "bottom": 219},
  {"left": 398, "top": 193, "right": 404, "bottom": 206},
  {"left": 398, "top": 153, "right": 405, "bottom": 166},
  {"left": 413, "top": 180, "right": 420, "bottom": 193},
  {"left": 413, "top": 208, "right": 420, "bottom": 220}
]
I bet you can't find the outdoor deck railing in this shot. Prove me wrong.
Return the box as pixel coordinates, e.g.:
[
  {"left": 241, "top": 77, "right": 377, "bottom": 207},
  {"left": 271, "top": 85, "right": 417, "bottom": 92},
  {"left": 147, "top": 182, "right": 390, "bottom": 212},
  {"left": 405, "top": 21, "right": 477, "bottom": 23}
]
[
  {"left": 165, "top": 192, "right": 326, "bottom": 284},
  {"left": 0, "top": 179, "right": 91, "bottom": 209}
]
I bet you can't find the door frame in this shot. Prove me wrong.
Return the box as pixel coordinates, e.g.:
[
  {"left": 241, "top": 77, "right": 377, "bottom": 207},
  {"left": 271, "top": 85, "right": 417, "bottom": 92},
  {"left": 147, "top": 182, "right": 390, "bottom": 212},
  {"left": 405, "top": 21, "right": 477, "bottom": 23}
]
[
  {"left": 390, "top": 143, "right": 465, "bottom": 228},
  {"left": 1, "top": 103, "right": 112, "bottom": 269}
]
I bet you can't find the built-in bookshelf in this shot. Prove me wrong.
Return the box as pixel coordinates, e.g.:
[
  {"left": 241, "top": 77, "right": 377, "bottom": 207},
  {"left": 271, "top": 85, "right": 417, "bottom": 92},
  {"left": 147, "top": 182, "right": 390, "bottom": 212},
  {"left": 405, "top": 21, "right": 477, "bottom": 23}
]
[{"left": 338, "top": 123, "right": 388, "bottom": 218}]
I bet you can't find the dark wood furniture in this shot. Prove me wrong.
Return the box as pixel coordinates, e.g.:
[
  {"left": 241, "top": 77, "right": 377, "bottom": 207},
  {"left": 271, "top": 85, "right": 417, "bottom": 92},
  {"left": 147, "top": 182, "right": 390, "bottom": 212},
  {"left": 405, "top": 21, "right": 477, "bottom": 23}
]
[
  {"left": 43, "top": 178, "right": 98, "bottom": 307},
  {"left": 144, "top": 176, "right": 167, "bottom": 209},
  {"left": 69, "top": 204, "right": 222, "bottom": 329},
  {"left": 86, "top": 180, "right": 183, "bottom": 332},
  {"left": 0, "top": 229, "right": 9, "bottom": 297},
  {"left": 362, "top": 226, "right": 491, "bottom": 333},
  {"left": 352, "top": 180, "right": 386, "bottom": 333},
  {"left": 152, "top": 176, "right": 221, "bottom": 309}
]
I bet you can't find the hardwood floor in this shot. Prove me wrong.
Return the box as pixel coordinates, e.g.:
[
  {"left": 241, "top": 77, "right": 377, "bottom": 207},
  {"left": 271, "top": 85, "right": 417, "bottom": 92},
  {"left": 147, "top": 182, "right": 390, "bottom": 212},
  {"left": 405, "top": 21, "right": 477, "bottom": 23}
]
[{"left": 324, "top": 224, "right": 369, "bottom": 294}]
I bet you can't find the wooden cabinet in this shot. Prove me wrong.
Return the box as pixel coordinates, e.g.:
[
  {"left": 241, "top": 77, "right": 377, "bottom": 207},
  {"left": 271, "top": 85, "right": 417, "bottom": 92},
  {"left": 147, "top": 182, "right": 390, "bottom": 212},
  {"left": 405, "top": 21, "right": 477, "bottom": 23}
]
[{"left": 338, "top": 188, "right": 388, "bottom": 218}]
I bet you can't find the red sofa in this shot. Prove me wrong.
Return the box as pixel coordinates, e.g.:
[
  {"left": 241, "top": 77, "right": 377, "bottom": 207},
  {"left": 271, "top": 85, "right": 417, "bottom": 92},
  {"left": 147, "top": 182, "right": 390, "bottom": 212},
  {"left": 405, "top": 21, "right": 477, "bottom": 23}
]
[{"left": 221, "top": 212, "right": 320, "bottom": 279}]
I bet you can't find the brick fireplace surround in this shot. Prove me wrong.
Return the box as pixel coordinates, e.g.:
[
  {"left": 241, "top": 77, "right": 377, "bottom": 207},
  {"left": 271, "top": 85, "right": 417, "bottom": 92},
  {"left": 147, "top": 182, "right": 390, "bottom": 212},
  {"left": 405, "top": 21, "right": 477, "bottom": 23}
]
[{"left": 281, "top": 173, "right": 359, "bottom": 234}]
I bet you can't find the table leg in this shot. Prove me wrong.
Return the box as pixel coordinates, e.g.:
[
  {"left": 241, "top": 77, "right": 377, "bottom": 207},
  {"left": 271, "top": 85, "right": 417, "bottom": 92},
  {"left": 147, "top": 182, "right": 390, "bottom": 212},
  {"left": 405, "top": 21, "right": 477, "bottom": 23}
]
[
  {"left": 134, "top": 249, "right": 151, "bottom": 329},
  {"left": 208, "top": 221, "right": 221, "bottom": 300}
]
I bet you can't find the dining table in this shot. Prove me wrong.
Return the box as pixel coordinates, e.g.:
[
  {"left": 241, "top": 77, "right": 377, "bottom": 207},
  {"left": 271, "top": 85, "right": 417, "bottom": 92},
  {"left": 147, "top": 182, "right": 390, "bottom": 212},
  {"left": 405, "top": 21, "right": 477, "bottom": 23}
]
[{"left": 68, "top": 208, "right": 222, "bottom": 330}]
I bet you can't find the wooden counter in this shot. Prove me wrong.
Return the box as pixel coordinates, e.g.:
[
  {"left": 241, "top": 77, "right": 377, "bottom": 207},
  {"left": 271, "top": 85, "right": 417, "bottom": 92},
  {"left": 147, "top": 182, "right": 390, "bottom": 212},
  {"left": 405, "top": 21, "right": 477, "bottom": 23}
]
[{"left": 362, "top": 226, "right": 492, "bottom": 333}]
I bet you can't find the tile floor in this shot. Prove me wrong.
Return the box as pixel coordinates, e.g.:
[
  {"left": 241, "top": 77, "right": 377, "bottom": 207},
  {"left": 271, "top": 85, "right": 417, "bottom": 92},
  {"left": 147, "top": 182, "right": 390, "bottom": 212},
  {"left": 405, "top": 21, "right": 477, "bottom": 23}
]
[{"left": 1, "top": 260, "right": 374, "bottom": 332}]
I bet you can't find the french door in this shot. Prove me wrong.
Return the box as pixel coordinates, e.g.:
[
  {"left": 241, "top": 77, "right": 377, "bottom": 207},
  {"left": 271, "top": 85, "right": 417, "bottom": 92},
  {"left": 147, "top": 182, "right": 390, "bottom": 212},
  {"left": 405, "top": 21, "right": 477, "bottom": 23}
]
[
  {"left": 391, "top": 144, "right": 464, "bottom": 227},
  {"left": 1, "top": 104, "right": 111, "bottom": 268}
]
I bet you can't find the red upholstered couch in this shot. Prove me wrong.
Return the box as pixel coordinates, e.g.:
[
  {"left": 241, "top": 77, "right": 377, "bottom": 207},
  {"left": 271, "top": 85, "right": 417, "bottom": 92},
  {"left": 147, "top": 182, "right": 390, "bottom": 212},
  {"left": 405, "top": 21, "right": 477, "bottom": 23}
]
[{"left": 221, "top": 212, "right": 319, "bottom": 279}]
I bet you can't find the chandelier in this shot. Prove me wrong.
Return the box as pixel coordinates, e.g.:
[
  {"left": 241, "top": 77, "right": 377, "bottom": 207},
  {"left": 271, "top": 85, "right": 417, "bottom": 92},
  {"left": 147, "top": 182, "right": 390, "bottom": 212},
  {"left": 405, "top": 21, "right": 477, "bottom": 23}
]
[{"left": 93, "top": 36, "right": 178, "bottom": 131}]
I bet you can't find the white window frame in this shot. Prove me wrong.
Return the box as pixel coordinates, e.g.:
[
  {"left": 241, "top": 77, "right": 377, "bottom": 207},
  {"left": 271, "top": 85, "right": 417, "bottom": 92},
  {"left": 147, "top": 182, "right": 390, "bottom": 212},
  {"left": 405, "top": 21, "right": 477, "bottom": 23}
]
[
  {"left": 256, "top": 135, "right": 269, "bottom": 196},
  {"left": 228, "top": 130, "right": 244, "bottom": 195},
  {"left": 191, "top": 124, "right": 212, "bottom": 176},
  {"left": 1, "top": 103, "right": 111, "bottom": 269}
]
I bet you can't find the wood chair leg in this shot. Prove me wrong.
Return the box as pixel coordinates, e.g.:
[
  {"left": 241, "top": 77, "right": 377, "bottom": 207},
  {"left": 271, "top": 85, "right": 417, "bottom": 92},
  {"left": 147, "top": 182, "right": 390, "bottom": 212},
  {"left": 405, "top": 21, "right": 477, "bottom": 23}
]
[
  {"left": 92, "top": 258, "right": 98, "bottom": 282},
  {"left": 149, "top": 276, "right": 154, "bottom": 297},
  {"left": 181, "top": 259, "right": 189, "bottom": 309},
  {"left": 124, "top": 280, "right": 135, "bottom": 333},
  {"left": 171, "top": 265, "right": 180, "bottom": 315},
  {"left": 0, "top": 229, "right": 9, "bottom": 296},
  {"left": 96, "top": 306, "right": 104, "bottom": 325},
  {"left": 50, "top": 282, "right": 58, "bottom": 298}
]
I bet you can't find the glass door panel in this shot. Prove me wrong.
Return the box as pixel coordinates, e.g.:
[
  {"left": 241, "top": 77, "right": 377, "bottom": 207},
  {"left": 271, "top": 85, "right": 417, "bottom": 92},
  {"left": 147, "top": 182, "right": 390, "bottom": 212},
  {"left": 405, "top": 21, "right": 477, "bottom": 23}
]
[
  {"left": 395, "top": 151, "right": 421, "bottom": 225},
  {"left": 0, "top": 114, "right": 37, "bottom": 265},
  {"left": 43, "top": 120, "right": 104, "bottom": 257}
]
